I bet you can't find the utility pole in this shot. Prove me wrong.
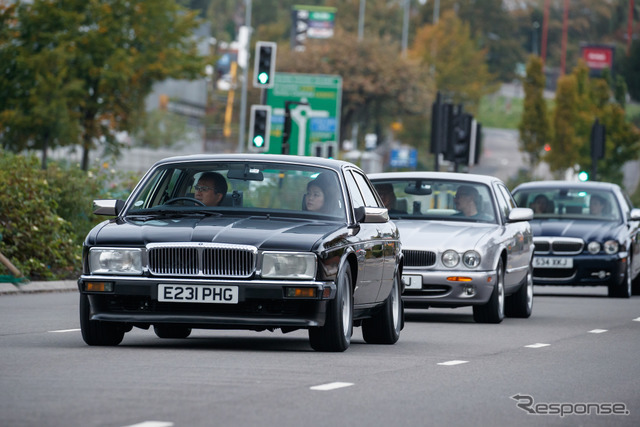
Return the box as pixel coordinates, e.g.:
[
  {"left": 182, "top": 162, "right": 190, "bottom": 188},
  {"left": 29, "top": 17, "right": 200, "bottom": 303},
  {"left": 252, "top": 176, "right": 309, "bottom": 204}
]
[{"left": 238, "top": 0, "right": 252, "bottom": 153}]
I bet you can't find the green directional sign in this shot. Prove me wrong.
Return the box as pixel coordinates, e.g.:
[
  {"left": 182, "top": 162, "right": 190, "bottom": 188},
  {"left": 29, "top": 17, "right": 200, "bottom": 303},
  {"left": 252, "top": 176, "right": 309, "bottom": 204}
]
[{"left": 265, "top": 73, "right": 342, "bottom": 156}]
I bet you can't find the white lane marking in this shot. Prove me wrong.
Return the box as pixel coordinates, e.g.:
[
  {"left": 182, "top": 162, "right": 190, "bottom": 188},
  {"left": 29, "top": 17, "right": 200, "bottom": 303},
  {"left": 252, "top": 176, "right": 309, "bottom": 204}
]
[
  {"left": 525, "top": 343, "right": 550, "bottom": 348},
  {"left": 123, "top": 422, "right": 174, "bottom": 427},
  {"left": 589, "top": 329, "right": 608, "bottom": 334},
  {"left": 633, "top": 317, "right": 640, "bottom": 322},
  {"left": 310, "top": 382, "right": 354, "bottom": 391},
  {"left": 437, "top": 360, "right": 469, "bottom": 366},
  {"left": 49, "top": 329, "right": 81, "bottom": 333}
]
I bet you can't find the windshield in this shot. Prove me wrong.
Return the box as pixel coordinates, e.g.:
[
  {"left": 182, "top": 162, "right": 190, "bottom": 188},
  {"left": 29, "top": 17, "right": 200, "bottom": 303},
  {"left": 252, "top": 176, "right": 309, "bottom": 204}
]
[
  {"left": 513, "top": 188, "right": 621, "bottom": 222},
  {"left": 371, "top": 179, "right": 497, "bottom": 224},
  {"left": 126, "top": 161, "right": 346, "bottom": 221}
]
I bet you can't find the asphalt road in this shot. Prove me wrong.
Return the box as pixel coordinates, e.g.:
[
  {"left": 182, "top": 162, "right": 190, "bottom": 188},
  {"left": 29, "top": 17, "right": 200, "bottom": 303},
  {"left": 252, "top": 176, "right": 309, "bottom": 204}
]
[{"left": 1, "top": 287, "right": 639, "bottom": 427}]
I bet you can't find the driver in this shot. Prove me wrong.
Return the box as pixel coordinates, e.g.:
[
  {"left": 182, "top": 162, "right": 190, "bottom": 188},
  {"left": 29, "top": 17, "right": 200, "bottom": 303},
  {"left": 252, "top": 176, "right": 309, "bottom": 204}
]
[{"left": 194, "top": 172, "right": 228, "bottom": 206}]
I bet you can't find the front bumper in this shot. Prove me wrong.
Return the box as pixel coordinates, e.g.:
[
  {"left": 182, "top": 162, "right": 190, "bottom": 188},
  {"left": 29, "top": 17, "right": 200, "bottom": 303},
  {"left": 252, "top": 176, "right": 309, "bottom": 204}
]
[
  {"left": 401, "top": 269, "right": 497, "bottom": 308},
  {"left": 78, "top": 275, "right": 336, "bottom": 329},
  {"left": 532, "top": 253, "right": 627, "bottom": 287}
]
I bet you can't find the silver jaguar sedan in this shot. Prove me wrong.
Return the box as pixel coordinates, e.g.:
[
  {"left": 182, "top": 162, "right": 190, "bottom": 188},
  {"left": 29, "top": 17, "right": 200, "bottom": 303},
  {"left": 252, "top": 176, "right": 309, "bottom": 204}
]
[{"left": 369, "top": 172, "right": 534, "bottom": 323}]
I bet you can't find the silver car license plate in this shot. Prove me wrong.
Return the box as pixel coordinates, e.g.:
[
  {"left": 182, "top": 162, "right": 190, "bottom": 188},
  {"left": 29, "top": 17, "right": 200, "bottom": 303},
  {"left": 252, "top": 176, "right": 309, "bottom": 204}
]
[
  {"left": 533, "top": 257, "right": 573, "bottom": 269},
  {"left": 402, "top": 274, "right": 422, "bottom": 289}
]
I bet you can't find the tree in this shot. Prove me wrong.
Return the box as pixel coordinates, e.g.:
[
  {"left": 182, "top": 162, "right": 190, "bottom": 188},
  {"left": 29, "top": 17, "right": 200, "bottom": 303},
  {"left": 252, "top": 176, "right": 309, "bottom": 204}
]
[
  {"left": 276, "top": 28, "right": 433, "bottom": 149},
  {"left": 519, "top": 55, "right": 551, "bottom": 175},
  {"left": 410, "top": 10, "right": 497, "bottom": 114},
  {"left": 546, "top": 74, "right": 580, "bottom": 175},
  {"left": 0, "top": 0, "right": 206, "bottom": 170}
]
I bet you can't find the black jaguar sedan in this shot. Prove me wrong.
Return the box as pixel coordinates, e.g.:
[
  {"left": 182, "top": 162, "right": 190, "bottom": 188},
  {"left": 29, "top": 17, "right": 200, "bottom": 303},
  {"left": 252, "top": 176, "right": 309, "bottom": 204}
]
[
  {"left": 78, "top": 154, "right": 403, "bottom": 352},
  {"left": 512, "top": 180, "right": 640, "bottom": 298}
]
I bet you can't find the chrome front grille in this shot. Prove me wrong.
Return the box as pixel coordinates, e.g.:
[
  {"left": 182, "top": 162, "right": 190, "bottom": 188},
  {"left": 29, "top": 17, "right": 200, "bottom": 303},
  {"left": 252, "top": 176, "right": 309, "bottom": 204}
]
[
  {"left": 404, "top": 250, "right": 437, "bottom": 267},
  {"left": 533, "top": 237, "right": 584, "bottom": 255},
  {"left": 147, "top": 243, "right": 257, "bottom": 278}
]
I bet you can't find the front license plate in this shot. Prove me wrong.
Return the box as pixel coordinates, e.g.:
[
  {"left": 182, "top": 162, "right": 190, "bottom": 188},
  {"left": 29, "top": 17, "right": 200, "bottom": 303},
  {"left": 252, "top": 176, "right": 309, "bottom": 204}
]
[
  {"left": 402, "top": 274, "right": 422, "bottom": 289},
  {"left": 158, "top": 284, "right": 238, "bottom": 304},
  {"left": 533, "top": 257, "right": 573, "bottom": 269}
]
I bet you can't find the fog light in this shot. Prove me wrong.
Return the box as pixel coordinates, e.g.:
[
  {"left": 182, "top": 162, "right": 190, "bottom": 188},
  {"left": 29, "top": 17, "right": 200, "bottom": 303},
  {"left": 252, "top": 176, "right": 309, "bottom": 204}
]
[
  {"left": 286, "top": 287, "right": 317, "bottom": 298},
  {"left": 85, "top": 282, "right": 113, "bottom": 292},
  {"left": 463, "top": 284, "right": 476, "bottom": 296}
]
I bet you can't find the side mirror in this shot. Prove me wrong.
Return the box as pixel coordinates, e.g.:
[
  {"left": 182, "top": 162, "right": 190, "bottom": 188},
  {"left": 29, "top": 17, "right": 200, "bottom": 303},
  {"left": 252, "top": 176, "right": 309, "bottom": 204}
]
[
  {"left": 355, "top": 206, "right": 389, "bottom": 223},
  {"left": 93, "top": 199, "right": 125, "bottom": 216},
  {"left": 629, "top": 208, "right": 640, "bottom": 221},
  {"left": 508, "top": 207, "right": 534, "bottom": 222}
]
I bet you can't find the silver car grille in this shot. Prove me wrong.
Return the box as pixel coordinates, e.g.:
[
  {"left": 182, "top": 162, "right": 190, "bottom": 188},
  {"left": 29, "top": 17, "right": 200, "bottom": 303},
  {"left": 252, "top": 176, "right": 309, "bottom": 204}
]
[
  {"left": 403, "top": 250, "right": 437, "bottom": 267},
  {"left": 533, "top": 237, "right": 584, "bottom": 255},
  {"left": 147, "top": 243, "right": 257, "bottom": 278}
]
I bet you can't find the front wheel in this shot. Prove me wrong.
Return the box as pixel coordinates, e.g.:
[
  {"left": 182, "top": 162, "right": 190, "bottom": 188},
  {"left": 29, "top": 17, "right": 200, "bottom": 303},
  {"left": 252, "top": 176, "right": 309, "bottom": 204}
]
[
  {"left": 473, "top": 259, "right": 505, "bottom": 324},
  {"left": 79, "top": 294, "right": 125, "bottom": 346},
  {"left": 309, "top": 263, "right": 353, "bottom": 352},
  {"left": 362, "top": 272, "right": 403, "bottom": 344},
  {"left": 609, "top": 256, "right": 632, "bottom": 298}
]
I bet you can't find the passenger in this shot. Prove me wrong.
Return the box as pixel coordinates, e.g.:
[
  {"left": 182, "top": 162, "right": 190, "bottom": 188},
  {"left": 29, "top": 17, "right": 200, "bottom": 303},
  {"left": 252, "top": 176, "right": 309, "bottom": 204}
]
[
  {"left": 304, "top": 172, "right": 339, "bottom": 214},
  {"left": 194, "top": 172, "right": 228, "bottom": 206},
  {"left": 589, "top": 195, "right": 608, "bottom": 216},
  {"left": 453, "top": 185, "right": 488, "bottom": 219},
  {"left": 375, "top": 183, "right": 405, "bottom": 214},
  {"left": 530, "top": 194, "right": 551, "bottom": 214}
]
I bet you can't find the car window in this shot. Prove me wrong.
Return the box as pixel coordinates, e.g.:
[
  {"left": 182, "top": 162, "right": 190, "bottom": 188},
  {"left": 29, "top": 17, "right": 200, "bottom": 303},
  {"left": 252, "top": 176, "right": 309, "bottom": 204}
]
[
  {"left": 127, "top": 161, "right": 346, "bottom": 220},
  {"left": 496, "top": 183, "right": 515, "bottom": 220},
  {"left": 369, "top": 178, "right": 497, "bottom": 223},
  {"left": 351, "top": 171, "right": 380, "bottom": 207},
  {"left": 513, "top": 187, "right": 621, "bottom": 222},
  {"left": 344, "top": 170, "right": 365, "bottom": 210}
]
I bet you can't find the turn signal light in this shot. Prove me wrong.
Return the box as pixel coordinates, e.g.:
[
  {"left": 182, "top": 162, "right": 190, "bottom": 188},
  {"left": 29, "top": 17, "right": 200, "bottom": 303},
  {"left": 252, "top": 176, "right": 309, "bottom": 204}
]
[
  {"left": 286, "top": 288, "right": 317, "bottom": 298},
  {"left": 446, "top": 276, "right": 472, "bottom": 282},
  {"left": 85, "top": 282, "right": 113, "bottom": 292}
]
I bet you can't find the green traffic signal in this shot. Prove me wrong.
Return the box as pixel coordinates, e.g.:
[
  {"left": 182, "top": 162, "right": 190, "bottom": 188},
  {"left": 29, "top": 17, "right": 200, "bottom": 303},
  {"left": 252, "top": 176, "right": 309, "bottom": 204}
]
[
  {"left": 578, "top": 171, "right": 589, "bottom": 181},
  {"left": 253, "top": 135, "right": 265, "bottom": 148},
  {"left": 257, "top": 72, "right": 269, "bottom": 85}
]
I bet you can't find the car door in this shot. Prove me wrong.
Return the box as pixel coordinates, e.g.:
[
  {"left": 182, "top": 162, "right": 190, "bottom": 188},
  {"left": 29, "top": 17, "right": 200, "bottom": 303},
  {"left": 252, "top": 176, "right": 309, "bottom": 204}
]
[
  {"left": 344, "top": 169, "right": 385, "bottom": 305},
  {"left": 496, "top": 182, "right": 531, "bottom": 291}
]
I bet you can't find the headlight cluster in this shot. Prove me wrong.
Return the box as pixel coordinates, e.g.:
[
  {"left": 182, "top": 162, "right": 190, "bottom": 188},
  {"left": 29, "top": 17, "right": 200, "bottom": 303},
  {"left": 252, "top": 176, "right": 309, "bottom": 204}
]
[
  {"left": 261, "top": 252, "right": 317, "bottom": 279},
  {"left": 441, "top": 250, "right": 481, "bottom": 268},
  {"left": 89, "top": 248, "right": 142, "bottom": 275},
  {"left": 587, "top": 240, "right": 619, "bottom": 255}
]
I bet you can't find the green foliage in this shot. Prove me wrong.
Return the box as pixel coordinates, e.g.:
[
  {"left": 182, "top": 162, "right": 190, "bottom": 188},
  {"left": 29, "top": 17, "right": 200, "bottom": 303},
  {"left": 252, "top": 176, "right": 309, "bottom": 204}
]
[
  {"left": 518, "top": 56, "right": 551, "bottom": 172},
  {"left": 0, "top": 0, "right": 207, "bottom": 170},
  {"left": 0, "top": 151, "right": 137, "bottom": 280},
  {"left": 135, "top": 110, "right": 192, "bottom": 149},
  {"left": 547, "top": 75, "right": 580, "bottom": 175}
]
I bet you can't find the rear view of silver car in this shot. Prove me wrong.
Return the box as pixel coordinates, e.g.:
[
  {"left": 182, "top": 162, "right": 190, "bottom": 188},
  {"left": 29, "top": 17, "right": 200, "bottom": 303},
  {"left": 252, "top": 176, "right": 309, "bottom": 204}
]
[{"left": 369, "top": 172, "right": 535, "bottom": 323}]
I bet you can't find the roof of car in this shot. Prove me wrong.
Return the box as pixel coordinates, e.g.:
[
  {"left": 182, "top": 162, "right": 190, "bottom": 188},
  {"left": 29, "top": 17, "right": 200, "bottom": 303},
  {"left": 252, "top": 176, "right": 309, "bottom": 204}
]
[
  {"left": 512, "top": 180, "right": 621, "bottom": 192},
  {"left": 152, "top": 153, "right": 357, "bottom": 171},
  {"left": 368, "top": 171, "right": 504, "bottom": 186}
]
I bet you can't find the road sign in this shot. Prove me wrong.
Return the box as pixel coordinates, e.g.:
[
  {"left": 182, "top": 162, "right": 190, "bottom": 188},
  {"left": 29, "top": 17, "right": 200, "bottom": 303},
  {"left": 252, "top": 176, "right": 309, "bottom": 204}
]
[{"left": 265, "top": 73, "right": 342, "bottom": 156}]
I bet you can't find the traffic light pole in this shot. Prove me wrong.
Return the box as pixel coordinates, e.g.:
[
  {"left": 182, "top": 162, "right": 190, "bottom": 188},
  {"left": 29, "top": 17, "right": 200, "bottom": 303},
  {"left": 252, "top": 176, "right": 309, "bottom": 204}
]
[{"left": 282, "top": 100, "right": 308, "bottom": 155}]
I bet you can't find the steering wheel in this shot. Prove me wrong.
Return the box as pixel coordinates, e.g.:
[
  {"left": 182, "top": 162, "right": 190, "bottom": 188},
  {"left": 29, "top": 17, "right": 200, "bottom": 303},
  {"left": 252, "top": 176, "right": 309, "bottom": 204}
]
[{"left": 164, "top": 197, "right": 206, "bottom": 207}]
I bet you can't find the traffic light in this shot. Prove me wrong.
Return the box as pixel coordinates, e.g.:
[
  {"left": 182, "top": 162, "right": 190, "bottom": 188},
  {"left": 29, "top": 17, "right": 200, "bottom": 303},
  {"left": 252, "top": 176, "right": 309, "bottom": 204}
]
[
  {"left": 578, "top": 171, "right": 589, "bottom": 181},
  {"left": 253, "top": 41, "right": 277, "bottom": 88},
  {"left": 248, "top": 105, "right": 271, "bottom": 152},
  {"left": 445, "top": 109, "right": 472, "bottom": 165}
]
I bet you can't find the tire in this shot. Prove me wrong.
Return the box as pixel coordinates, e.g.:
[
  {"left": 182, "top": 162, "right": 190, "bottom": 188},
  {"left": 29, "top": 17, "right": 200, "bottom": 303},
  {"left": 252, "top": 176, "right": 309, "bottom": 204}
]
[
  {"left": 154, "top": 325, "right": 192, "bottom": 339},
  {"left": 505, "top": 261, "right": 533, "bottom": 318},
  {"left": 309, "top": 262, "right": 353, "bottom": 352},
  {"left": 473, "top": 258, "right": 505, "bottom": 324},
  {"left": 632, "top": 257, "right": 640, "bottom": 296},
  {"left": 362, "top": 271, "right": 403, "bottom": 344},
  {"left": 608, "top": 256, "right": 632, "bottom": 298},
  {"left": 79, "top": 294, "right": 125, "bottom": 346}
]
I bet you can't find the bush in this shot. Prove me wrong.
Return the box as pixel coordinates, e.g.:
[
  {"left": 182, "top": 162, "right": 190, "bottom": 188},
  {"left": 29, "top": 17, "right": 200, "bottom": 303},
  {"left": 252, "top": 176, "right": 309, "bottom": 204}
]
[{"left": 0, "top": 151, "right": 137, "bottom": 280}]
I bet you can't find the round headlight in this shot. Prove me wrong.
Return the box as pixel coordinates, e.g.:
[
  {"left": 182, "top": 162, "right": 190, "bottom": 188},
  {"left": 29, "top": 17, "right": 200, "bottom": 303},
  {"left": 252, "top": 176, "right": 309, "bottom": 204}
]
[
  {"left": 442, "top": 250, "right": 460, "bottom": 268},
  {"left": 587, "top": 241, "right": 601, "bottom": 254},
  {"left": 463, "top": 250, "right": 481, "bottom": 268},
  {"left": 603, "top": 240, "right": 619, "bottom": 254}
]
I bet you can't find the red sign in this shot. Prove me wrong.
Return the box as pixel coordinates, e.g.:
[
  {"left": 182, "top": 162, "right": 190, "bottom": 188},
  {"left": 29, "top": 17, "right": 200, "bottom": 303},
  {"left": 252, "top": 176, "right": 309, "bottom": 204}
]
[{"left": 581, "top": 46, "right": 614, "bottom": 70}]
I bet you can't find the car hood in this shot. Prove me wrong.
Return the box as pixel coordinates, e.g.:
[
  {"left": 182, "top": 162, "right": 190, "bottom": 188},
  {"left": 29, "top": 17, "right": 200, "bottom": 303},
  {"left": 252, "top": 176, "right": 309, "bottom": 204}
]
[
  {"left": 393, "top": 220, "right": 493, "bottom": 250},
  {"left": 88, "top": 215, "right": 343, "bottom": 252},
  {"left": 530, "top": 219, "right": 622, "bottom": 241}
]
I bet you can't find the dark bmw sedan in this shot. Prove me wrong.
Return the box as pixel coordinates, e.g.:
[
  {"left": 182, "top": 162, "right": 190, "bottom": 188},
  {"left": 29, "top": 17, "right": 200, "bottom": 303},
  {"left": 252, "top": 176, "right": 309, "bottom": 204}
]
[
  {"left": 512, "top": 181, "right": 640, "bottom": 298},
  {"left": 78, "top": 154, "right": 403, "bottom": 352}
]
